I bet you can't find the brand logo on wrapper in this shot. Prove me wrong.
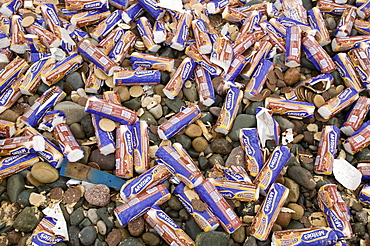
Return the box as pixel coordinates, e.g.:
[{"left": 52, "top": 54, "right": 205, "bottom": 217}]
[
  {"left": 329, "top": 131, "right": 337, "bottom": 154},
  {"left": 84, "top": 2, "right": 102, "bottom": 9},
  {"left": 0, "top": 89, "right": 14, "bottom": 106},
  {"left": 10, "top": 147, "right": 28, "bottom": 155},
  {"left": 114, "top": 30, "right": 124, "bottom": 43},
  {"left": 157, "top": 211, "right": 179, "bottom": 228},
  {"left": 46, "top": 8, "right": 60, "bottom": 25},
  {"left": 136, "top": 70, "right": 156, "bottom": 76},
  {"left": 225, "top": 91, "right": 235, "bottom": 111},
  {"left": 327, "top": 210, "right": 344, "bottom": 230},
  {"left": 182, "top": 62, "right": 192, "bottom": 79},
  {"left": 338, "top": 89, "right": 351, "bottom": 100},
  {"left": 198, "top": 61, "right": 217, "bottom": 74},
  {"left": 263, "top": 189, "right": 276, "bottom": 215},
  {"left": 302, "top": 229, "right": 326, "bottom": 241},
  {"left": 222, "top": 191, "right": 235, "bottom": 199},
  {"left": 355, "top": 67, "right": 368, "bottom": 81},
  {"left": 2, "top": 155, "right": 21, "bottom": 164},
  {"left": 268, "top": 151, "right": 282, "bottom": 170},
  {"left": 31, "top": 60, "right": 45, "bottom": 73},
  {"left": 105, "top": 10, "right": 119, "bottom": 25},
  {"left": 125, "top": 131, "right": 133, "bottom": 153},
  {"left": 133, "top": 175, "right": 152, "bottom": 194}
]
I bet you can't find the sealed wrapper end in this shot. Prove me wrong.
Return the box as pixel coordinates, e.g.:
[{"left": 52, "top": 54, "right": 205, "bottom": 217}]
[
  {"left": 21, "top": 86, "right": 66, "bottom": 127},
  {"left": 192, "top": 19, "right": 212, "bottom": 54},
  {"left": 41, "top": 53, "right": 83, "bottom": 86},
  {"left": 38, "top": 110, "right": 66, "bottom": 132},
  {"left": 121, "top": 3, "right": 144, "bottom": 24},
  {"left": 155, "top": 145, "right": 204, "bottom": 188},
  {"left": 194, "top": 179, "right": 242, "bottom": 234},
  {"left": 157, "top": 105, "right": 201, "bottom": 140},
  {"left": 116, "top": 124, "right": 134, "bottom": 179},
  {"left": 120, "top": 164, "right": 171, "bottom": 201},
  {"left": 108, "top": 0, "right": 128, "bottom": 10},
  {"left": 144, "top": 206, "right": 195, "bottom": 246},
  {"left": 341, "top": 96, "right": 370, "bottom": 136},
  {"left": 194, "top": 65, "right": 215, "bottom": 106},
  {"left": 209, "top": 178, "right": 259, "bottom": 202},
  {"left": 25, "top": 23, "right": 61, "bottom": 48},
  {"left": 10, "top": 15, "right": 26, "bottom": 54},
  {"left": 249, "top": 183, "right": 289, "bottom": 241},
  {"left": 171, "top": 11, "right": 192, "bottom": 51},
  {"left": 285, "top": 25, "right": 301, "bottom": 67},
  {"left": 343, "top": 121, "right": 370, "bottom": 155},
  {"left": 114, "top": 184, "right": 171, "bottom": 226},
  {"left": 0, "top": 120, "right": 15, "bottom": 138},
  {"left": 136, "top": 0, "right": 165, "bottom": 19},
  {"left": 90, "top": 9, "right": 122, "bottom": 41},
  {"left": 332, "top": 53, "right": 364, "bottom": 91},
  {"left": 244, "top": 59, "right": 274, "bottom": 99},
  {"left": 314, "top": 125, "right": 340, "bottom": 175},
  {"left": 272, "top": 227, "right": 339, "bottom": 246},
  {"left": 0, "top": 77, "right": 23, "bottom": 115},
  {"left": 240, "top": 128, "right": 264, "bottom": 177},
  {"left": 0, "top": 135, "right": 45, "bottom": 156},
  {"left": 132, "top": 121, "right": 150, "bottom": 174},
  {"left": 114, "top": 70, "right": 161, "bottom": 86},
  {"left": 215, "top": 86, "right": 243, "bottom": 134},
  {"left": 357, "top": 0, "right": 370, "bottom": 19},
  {"left": 318, "top": 184, "right": 353, "bottom": 239},
  {"left": 302, "top": 35, "right": 336, "bottom": 73},
  {"left": 136, "top": 17, "right": 160, "bottom": 53},
  {"left": 359, "top": 184, "right": 370, "bottom": 204},
  {"left": 130, "top": 52, "right": 174, "bottom": 72},
  {"left": 91, "top": 114, "right": 115, "bottom": 155},
  {"left": 54, "top": 123, "right": 84, "bottom": 162},
  {"left": 0, "top": 154, "right": 39, "bottom": 178},
  {"left": 265, "top": 97, "right": 315, "bottom": 119},
  {"left": 0, "top": 57, "right": 29, "bottom": 94},
  {"left": 174, "top": 183, "right": 219, "bottom": 232},
  {"left": 163, "top": 57, "right": 196, "bottom": 99},
  {"left": 153, "top": 19, "right": 166, "bottom": 44},
  {"left": 348, "top": 48, "right": 370, "bottom": 90},
  {"left": 331, "top": 35, "right": 370, "bottom": 52},
  {"left": 307, "top": 7, "right": 331, "bottom": 46},
  {"left": 357, "top": 163, "right": 370, "bottom": 180},
  {"left": 78, "top": 39, "right": 121, "bottom": 76},
  {"left": 0, "top": 0, "right": 22, "bottom": 17},
  {"left": 210, "top": 164, "right": 252, "bottom": 184},
  {"left": 253, "top": 145, "right": 290, "bottom": 194},
  {"left": 85, "top": 96, "right": 137, "bottom": 124},
  {"left": 318, "top": 88, "right": 359, "bottom": 120},
  {"left": 210, "top": 37, "right": 233, "bottom": 73}
]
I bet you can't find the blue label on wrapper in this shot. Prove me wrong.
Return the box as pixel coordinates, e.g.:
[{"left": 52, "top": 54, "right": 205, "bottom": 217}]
[
  {"left": 135, "top": 0, "right": 164, "bottom": 19},
  {"left": 0, "top": 153, "right": 39, "bottom": 178}
]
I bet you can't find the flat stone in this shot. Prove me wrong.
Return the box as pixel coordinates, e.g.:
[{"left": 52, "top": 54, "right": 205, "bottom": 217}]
[
  {"left": 84, "top": 184, "right": 110, "bottom": 207},
  {"left": 148, "top": 104, "right": 163, "bottom": 119},
  {"left": 13, "top": 207, "right": 42, "bottom": 232},
  {"left": 141, "top": 232, "right": 160, "bottom": 246},
  {"left": 65, "top": 72, "right": 84, "bottom": 90},
  {"left": 175, "top": 134, "right": 192, "bottom": 149},
  {"left": 207, "top": 154, "right": 224, "bottom": 167},
  {"left": 245, "top": 101, "right": 264, "bottom": 115},
  {"left": 97, "top": 220, "right": 107, "bottom": 235},
  {"left": 97, "top": 207, "right": 114, "bottom": 228},
  {"left": 284, "top": 68, "right": 301, "bottom": 86},
  {"left": 123, "top": 98, "right": 141, "bottom": 111},
  {"left": 228, "top": 114, "right": 257, "bottom": 141},
  {"left": 7, "top": 174, "right": 25, "bottom": 203},
  {"left": 87, "top": 208, "right": 100, "bottom": 224},
  {"left": 7, "top": 230, "right": 21, "bottom": 245},
  {"left": 31, "top": 162, "right": 59, "bottom": 184},
  {"left": 185, "top": 217, "right": 202, "bottom": 241},
  {"left": 225, "top": 147, "right": 246, "bottom": 168},
  {"left": 168, "top": 195, "right": 183, "bottom": 211},
  {"left": 0, "top": 109, "right": 19, "bottom": 122},
  {"left": 287, "top": 166, "right": 316, "bottom": 190},
  {"left": 64, "top": 187, "right": 81, "bottom": 204},
  {"left": 210, "top": 139, "right": 232, "bottom": 155},
  {"left": 195, "top": 231, "right": 230, "bottom": 246},
  {"left": 288, "top": 203, "right": 304, "bottom": 220},
  {"left": 81, "top": 115, "right": 95, "bottom": 138},
  {"left": 79, "top": 226, "right": 97, "bottom": 246},
  {"left": 17, "top": 189, "right": 34, "bottom": 207},
  {"left": 54, "top": 101, "right": 88, "bottom": 125}
]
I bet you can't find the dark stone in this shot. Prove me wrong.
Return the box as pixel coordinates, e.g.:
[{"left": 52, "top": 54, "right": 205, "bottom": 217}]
[
  {"left": 175, "top": 134, "right": 192, "bottom": 149},
  {"left": 7, "top": 174, "right": 25, "bottom": 203},
  {"left": 13, "top": 207, "right": 43, "bottom": 232},
  {"left": 165, "top": 97, "right": 185, "bottom": 113},
  {"left": 79, "top": 226, "right": 97, "bottom": 246},
  {"left": 207, "top": 154, "right": 224, "bottom": 167},
  {"left": 89, "top": 149, "right": 116, "bottom": 171},
  {"left": 69, "top": 226, "right": 81, "bottom": 246},
  {"left": 195, "top": 231, "right": 230, "bottom": 246},
  {"left": 287, "top": 166, "right": 316, "bottom": 190},
  {"left": 185, "top": 217, "right": 203, "bottom": 241},
  {"left": 210, "top": 139, "right": 233, "bottom": 155},
  {"left": 97, "top": 207, "right": 114, "bottom": 228},
  {"left": 118, "top": 237, "right": 145, "bottom": 246},
  {"left": 81, "top": 115, "right": 95, "bottom": 138},
  {"left": 123, "top": 98, "right": 142, "bottom": 111},
  {"left": 70, "top": 207, "right": 85, "bottom": 226}
]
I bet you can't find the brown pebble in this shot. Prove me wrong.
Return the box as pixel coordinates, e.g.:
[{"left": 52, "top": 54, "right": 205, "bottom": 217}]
[
  {"left": 313, "top": 94, "right": 325, "bottom": 108},
  {"left": 105, "top": 229, "right": 122, "bottom": 246},
  {"left": 99, "top": 118, "right": 116, "bottom": 132},
  {"left": 192, "top": 137, "right": 208, "bottom": 152},
  {"left": 84, "top": 184, "right": 110, "bottom": 207},
  {"left": 280, "top": 86, "right": 292, "bottom": 94},
  {"left": 185, "top": 124, "right": 202, "bottom": 138},
  {"left": 64, "top": 187, "right": 81, "bottom": 204},
  {"left": 191, "top": 198, "right": 208, "bottom": 212},
  {"left": 49, "top": 187, "right": 64, "bottom": 201},
  {"left": 7, "top": 230, "right": 21, "bottom": 245},
  {"left": 284, "top": 68, "right": 301, "bottom": 86},
  {"left": 274, "top": 68, "right": 284, "bottom": 80},
  {"left": 130, "top": 85, "right": 143, "bottom": 97},
  {"left": 276, "top": 211, "right": 291, "bottom": 228},
  {"left": 127, "top": 217, "right": 145, "bottom": 236},
  {"left": 267, "top": 69, "right": 278, "bottom": 84},
  {"left": 88, "top": 161, "right": 101, "bottom": 170},
  {"left": 26, "top": 172, "right": 45, "bottom": 187},
  {"left": 77, "top": 97, "right": 88, "bottom": 107},
  {"left": 63, "top": 83, "right": 73, "bottom": 95}
]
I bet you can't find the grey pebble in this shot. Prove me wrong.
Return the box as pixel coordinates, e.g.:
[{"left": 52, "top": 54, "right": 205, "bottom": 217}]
[
  {"left": 69, "top": 226, "right": 81, "bottom": 246},
  {"left": 97, "top": 207, "right": 114, "bottom": 228},
  {"left": 123, "top": 98, "right": 142, "bottom": 111},
  {"left": 165, "top": 97, "right": 185, "bottom": 113},
  {"left": 142, "top": 232, "right": 161, "bottom": 246},
  {"left": 118, "top": 237, "right": 145, "bottom": 246},
  {"left": 207, "top": 154, "right": 224, "bottom": 167},
  {"left": 81, "top": 115, "right": 95, "bottom": 138},
  {"left": 140, "top": 111, "right": 157, "bottom": 126},
  {"left": 245, "top": 101, "right": 263, "bottom": 115},
  {"left": 175, "top": 134, "right": 192, "bottom": 149},
  {"left": 183, "top": 83, "right": 199, "bottom": 102},
  {"left": 65, "top": 72, "right": 84, "bottom": 90},
  {"left": 228, "top": 114, "right": 257, "bottom": 141},
  {"left": 79, "top": 226, "right": 97, "bottom": 246},
  {"left": 97, "top": 220, "right": 107, "bottom": 235},
  {"left": 273, "top": 116, "right": 295, "bottom": 132},
  {"left": 88, "top": 208, "right": 100, "bottom": 224},
  {"left": 17, "top": 189, "right": 34, "bottom": 207},
  {"left": 54, "top": 101, "right": 88, "bottom": 125},
  {"left": 70, "top": 207, "right": 85, "bottom": 226},
  {"left": 225, "top": 147, "right": 246, "bottom": 168},
  {"left": 7, "top": 174, "right": 25, "bottom": 203},
  {"left": 70, "top": 123, "right": 85, "bottom": 139},
  {"left": 210, "top": 139, "right": 233, "bottom": 155},
  {"left": 287, "top": 166, "right": 316, "bottom": 190},
  {"left": 13, "top": 207, "right": 42, "bottom": 232},
  {"left": 195, "top": 231, "right": 230, "bottom": 246},
  {"left": 185, "top": 217, "right": 202, "bottom": 241},
  {"left": 149, "top": 104, "right": 163, "bottom": 119}
]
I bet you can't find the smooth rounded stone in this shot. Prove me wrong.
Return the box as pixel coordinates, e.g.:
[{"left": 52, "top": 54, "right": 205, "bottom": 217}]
[
  {"left": 179, "top": 208, "right": 190, "bottom": 221},
  {"left": 300, "top": 56, "right": 317, "bottom": 70},
  {"left": 207, "top": 153, "right": 224, "bottom": 167},
  {"left": 284, "top": 68, "right": 301, "bottom": 86},
  {"left": 198, "top": 155, "right": 209, "bottom": 170},
  {"left": 288, "top": 203, "right": 304, "bottom": 220},
  {"left": 185, "top": 124, "right": 202, "bottom": 138},
  {"left": 355, "top": 148, "right": 370, "bottom": 162},
  {"left": 64, "top": 187, "right": 82, "bottom": 204},
  {"left": 89, "top": 149, "right": 116, "bottom": 171},
  {"left": 231, "top": 226, "right": 245, "bottom": 243},
  {"left": 273, "top": 116, "right": 295, "bottom": 132},
  {"left": 66, "top": 72, "right": 84, "bottom": 90},
  {"left": 209, "top": 106, "right": 221, "bottom": 117},
  {"left": 149, "top": 104, "right": 163, "bottom": 119},
  {"left": 200, "top": 112, "right": 213, "bottom": 123},
  {"left": 165, "top": 97, "right": 185, "bottom": 113},
  {"left": 81, "top": 115, "right": 95, "bottom": 137},
  {"left": 140, "top": 111, "right": 157, "bottom": 126},
  {"left": 13, "top": 207, "right": 42, "bottom": 232},
  {"left": 185, "top": 217, "right": 203, "bottom": 240},
  {"left": 97, "top": 220, "right": 107, "bottom": 235},
  {"left": 17, "top": 189, "right": 35, "bottom": 207},
  {"left": 308, "top": 212, "right": 327, "bottom": 227},
  {"left": 7, "top": 174, "right": 25, "bottom": 203},
  {"left": 287, "top": 166, "right": 316, "bottom": 190},
  {"left": 303, "top": 131, "right": 314, "bottom": 145},
  {"left": 7, "top": 230, "right": 22, "bottom": 245},
  {"left": 127, "top": 217, "right": 145, "bottom": 236},
  {"left": 54, "top": 101, "right": 88, "bottom": 125},
  {"left": 47, "top": 176, "right": 69, "bottom": 190},
  {"left": 225, "top": 146, "right": 246, "bottom": 168},
  {"left": 97, "top": 207, "right": 114, "bottom": 228},
  {"left": 228, "top": 114, "right": 257, "bottom": 141},
  {"left": 85, "top": 184, "right": 110, "bottom": 207},
  {"left": 168, "top": 195, "right": 183, "bottom": 211},
  {"left": 192, "top": 137, "right": 208, "bottom": 152},
  {"left": 70, "top": 207, "right": 85, "bottom": 226},
  {"left": 355, "top": 210, "right": 368, "bottom": 224},
  {"left": 115, "top": 86, "right": 130, "bottom": 102},
  {"left": 352, "top": 223, "right": 366, "bottom": 236},
  {"left": 302, "top": 0, "right": 312, "bottom": 10},
  {"left": 0, "top": 109, "right": 19, "bottom": 122},
  {"left": 244, "top": 236, "right": 258, "bottom": 246},
  {"left": 31, "top": 162, "right": 59, "bottom": 184},
  {"left": 70, "top": 123, "right": 85, "bottom": 139},
  {"left": 118, "top": 237, "right": 145, "bottom": 246},
  {"left": 196, "top": 231, "right": 230, "bottom": 246},
  {"left": 123, "top": 98, "right": 141, "bottom": 111},
  {"left": 284, "top": 177, "right": 300, "bottom": 203},
  {"left": 210, "top": 139, "right": 233, "bottom": 155},
  {"left": 183, "top": 83, "right": 199, "bottom": 102},
  {"left": 79, "top": 226, "right": 97, "bottom": 246},
  {"left": 276, "top": 212, "right": 291, "bottom": 228},
  {"left": 141, "top": 232, "right": 160, "bottom": 246},
  {"left": 285, "top": 220, "right": 305, "bottom": 230},
  {"left": 69, "top": 226, "right": 81, "bottom": 246},
  {"left": 106, "top": 229, "right": 122, "bottom": 246},
  {"left": 79, "top": 217, "right": 92, "bottom": 228},
  {"left": 175, "top": 135, "right": 192, "bottom": 149},
  {"left": 88, "top": 208, "right": 100, "bottom": 224},
  {"left": 245, "top": 101, "right": 264, "bottom": 115},
  {"left": 158, "top": 46, "right": 177, "bottom": 59}
]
